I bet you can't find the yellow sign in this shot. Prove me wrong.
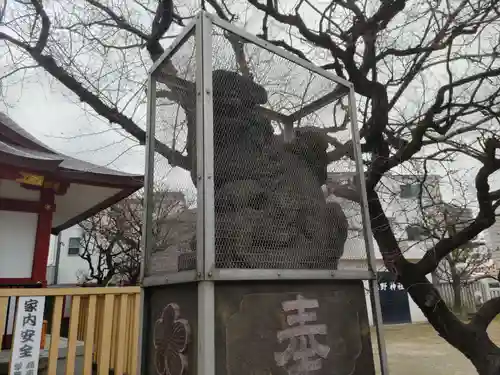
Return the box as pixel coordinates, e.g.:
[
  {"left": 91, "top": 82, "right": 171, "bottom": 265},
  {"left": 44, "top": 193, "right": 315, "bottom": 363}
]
[{"left": 16, "top": 172, "right": 45, "bottom": 186}]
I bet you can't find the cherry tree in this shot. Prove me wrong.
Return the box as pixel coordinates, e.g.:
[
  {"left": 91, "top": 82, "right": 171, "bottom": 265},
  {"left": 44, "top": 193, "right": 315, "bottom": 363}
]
[{"left": 2, "top": 0, "right": 500, "bottom": 372}]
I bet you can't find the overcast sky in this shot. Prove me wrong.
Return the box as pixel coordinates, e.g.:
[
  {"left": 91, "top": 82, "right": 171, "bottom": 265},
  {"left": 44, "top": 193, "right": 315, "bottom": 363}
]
[
  {"left": 1, "top": 2, "right": 496, "bottom": 211},
  {"left": 0, "top": 70, "right": 198, "bottom": 194}
]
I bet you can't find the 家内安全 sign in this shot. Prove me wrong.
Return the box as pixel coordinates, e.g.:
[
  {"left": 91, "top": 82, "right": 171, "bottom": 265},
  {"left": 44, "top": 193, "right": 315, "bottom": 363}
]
[{"left": 9, "top": 296, "right": 46, "bottom": 375}]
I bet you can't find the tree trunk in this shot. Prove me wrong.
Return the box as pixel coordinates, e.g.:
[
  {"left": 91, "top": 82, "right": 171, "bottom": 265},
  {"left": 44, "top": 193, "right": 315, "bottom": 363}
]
[
  {"left": 450, "top": 261, "right": 464, "bottom": 315},
  {"left": 452, "top": 276, "right": 463, "bottom": 314},
  {"left": 364, "top": 190, "right": 500, "bottom": 375},
  {"left": 398, "top": 262, "right": 500, "bottom": 375}
]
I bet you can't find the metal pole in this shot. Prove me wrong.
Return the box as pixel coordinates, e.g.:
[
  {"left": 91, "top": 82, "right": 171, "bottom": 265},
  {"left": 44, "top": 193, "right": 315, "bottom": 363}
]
[
  {"left": 141, "top": 76, "right": 157, "bottom": 284},
  {"left": 205, "top": 13, "right": 352, "bottom": 88},
  {"left": 137, "top": 75, "right": 157, "bottom": 375},
  {"left": 53, "top": 232, "right": 62, "bottom": 284},
  {"left": 201, "top": 15, "right": 215, "bottom": 278},
  {"left": 196, "top": 12, "right": 215, "bottom": 375},
  {"left": 347, "top": 87, "right": 390, "bottom": 375}
]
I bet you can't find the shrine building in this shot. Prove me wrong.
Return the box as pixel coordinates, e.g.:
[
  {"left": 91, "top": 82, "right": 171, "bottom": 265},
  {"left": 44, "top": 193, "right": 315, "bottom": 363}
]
[{"left": 0, "top": 112, "right": 143, "bottom": 286}]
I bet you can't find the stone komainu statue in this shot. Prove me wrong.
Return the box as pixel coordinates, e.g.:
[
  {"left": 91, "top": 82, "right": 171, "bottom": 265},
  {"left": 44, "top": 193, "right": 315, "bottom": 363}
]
[{"left": 202, "top": 70, "right": 348, "bottom": 269}]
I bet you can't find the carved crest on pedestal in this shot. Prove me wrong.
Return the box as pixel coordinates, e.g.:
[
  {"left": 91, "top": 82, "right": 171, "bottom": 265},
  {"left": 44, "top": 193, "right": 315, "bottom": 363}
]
[{"left": 154, "top": 303, "right": 191, "bottom": 375}]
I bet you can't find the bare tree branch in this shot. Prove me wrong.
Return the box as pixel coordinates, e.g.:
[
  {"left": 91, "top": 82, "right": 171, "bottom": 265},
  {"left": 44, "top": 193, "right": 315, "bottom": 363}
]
[
  {"left": 4, "top": 0, "right": 500, "bottom": 371},
  {"left": 416, "top": 138, "right": 500, "bottom": 275},
  {"left": 471, "top": 297, "right": 500, "bottom": 330}
]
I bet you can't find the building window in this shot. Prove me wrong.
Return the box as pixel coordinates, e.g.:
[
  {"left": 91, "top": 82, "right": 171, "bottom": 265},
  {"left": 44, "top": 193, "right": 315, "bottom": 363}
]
[
  {"left": 67, "top": 237, "right": 81, "bottom": 256},
  {"left": 400, "top": 184, "right": 420, "bottom": 198},
  {"left": 406, "top": 225, "right": 429, "bottom": 241}
]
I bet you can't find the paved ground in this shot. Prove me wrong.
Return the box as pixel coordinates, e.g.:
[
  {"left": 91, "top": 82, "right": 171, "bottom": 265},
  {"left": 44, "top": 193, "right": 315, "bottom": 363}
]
[{"left": 371, "top": 322, "right": 500, "bottom": 375}]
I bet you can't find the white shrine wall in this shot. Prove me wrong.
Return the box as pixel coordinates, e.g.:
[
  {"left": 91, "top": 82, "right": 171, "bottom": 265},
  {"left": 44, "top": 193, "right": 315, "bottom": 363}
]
[
  {"left": 0, "top": 179, "right": 40, "bottom": 339},
  {"left": 0, "top": 211, "right": 37, "bottom": 278},
  {"left": 0, "top": 179, "right": 40, "bottom": 201},
  {"left": 0, "top": 179, "right": 39, "bottom": 279}
]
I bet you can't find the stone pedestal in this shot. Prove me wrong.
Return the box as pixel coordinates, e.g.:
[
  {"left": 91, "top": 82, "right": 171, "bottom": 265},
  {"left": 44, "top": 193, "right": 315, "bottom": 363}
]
[{"left": 143, "top": 281, "right": 375, "bottom": 375}]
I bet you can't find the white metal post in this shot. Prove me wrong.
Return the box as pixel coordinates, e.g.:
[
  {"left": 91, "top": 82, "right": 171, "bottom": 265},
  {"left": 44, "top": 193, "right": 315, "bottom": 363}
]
[
  {"left": 138, "top": 75, "right": 157, "bottom": 375},
  {"left": 201, "top": 15, "right": 215, "bottom": 279},
  {"left": 148, "top": 22, "right": 197, "bottom": 76},
  {"left": 347, "top": 87, "right": 390, "bottom": 375},
  {"left": 195, "top": 14, "right": 206, "bottom": 279},
  {"left": 196, "top": 12, "right": 216, "bottom": 375}
]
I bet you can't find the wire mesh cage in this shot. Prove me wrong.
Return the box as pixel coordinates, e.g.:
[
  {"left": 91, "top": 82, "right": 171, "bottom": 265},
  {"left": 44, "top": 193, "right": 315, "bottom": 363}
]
[
  {"left": 144, "top": 13, "right": 376, "bottom": 283},
  {"left": 143, "top": 25, "right": 199, "bottom": 282}
]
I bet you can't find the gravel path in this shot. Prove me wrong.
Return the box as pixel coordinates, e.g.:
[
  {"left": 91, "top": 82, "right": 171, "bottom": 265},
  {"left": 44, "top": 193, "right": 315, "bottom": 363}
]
[{"left": 371, "top": 322, "right": 500, "bottom": 375}]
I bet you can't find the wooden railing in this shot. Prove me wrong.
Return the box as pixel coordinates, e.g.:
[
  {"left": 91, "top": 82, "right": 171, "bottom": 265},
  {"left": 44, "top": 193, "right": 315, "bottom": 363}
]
[{"left": 0, "top": 286, "right": 141, "bottom": 375}]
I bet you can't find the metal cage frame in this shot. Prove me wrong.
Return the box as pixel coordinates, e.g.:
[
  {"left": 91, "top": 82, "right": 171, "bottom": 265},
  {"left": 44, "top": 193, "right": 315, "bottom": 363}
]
[{"left": 141, "top": 11, "right": 389, "bottom": 375}]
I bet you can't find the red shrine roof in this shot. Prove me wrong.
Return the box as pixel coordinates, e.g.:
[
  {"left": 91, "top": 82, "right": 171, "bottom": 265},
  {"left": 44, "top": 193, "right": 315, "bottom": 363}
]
[{"left": 0, "top": 112, "right": 144, "bottom": 233}]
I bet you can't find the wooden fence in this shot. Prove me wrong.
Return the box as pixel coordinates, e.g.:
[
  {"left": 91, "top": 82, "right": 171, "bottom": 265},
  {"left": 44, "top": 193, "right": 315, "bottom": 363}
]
[
  {"left": 436, "top": 282, "right": 483, "bottom": 312},
  {"left": 436, "top": 280, "right": 500, "bottom": 313},
  {"left": 0, "top": 286, "right": 141, "bottom": 375}
]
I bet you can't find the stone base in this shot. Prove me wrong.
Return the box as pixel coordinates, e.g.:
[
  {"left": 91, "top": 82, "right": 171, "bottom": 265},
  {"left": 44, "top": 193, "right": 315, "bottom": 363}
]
[{"left": 143, "top": 280, "right": 375, "bottom": 375}]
